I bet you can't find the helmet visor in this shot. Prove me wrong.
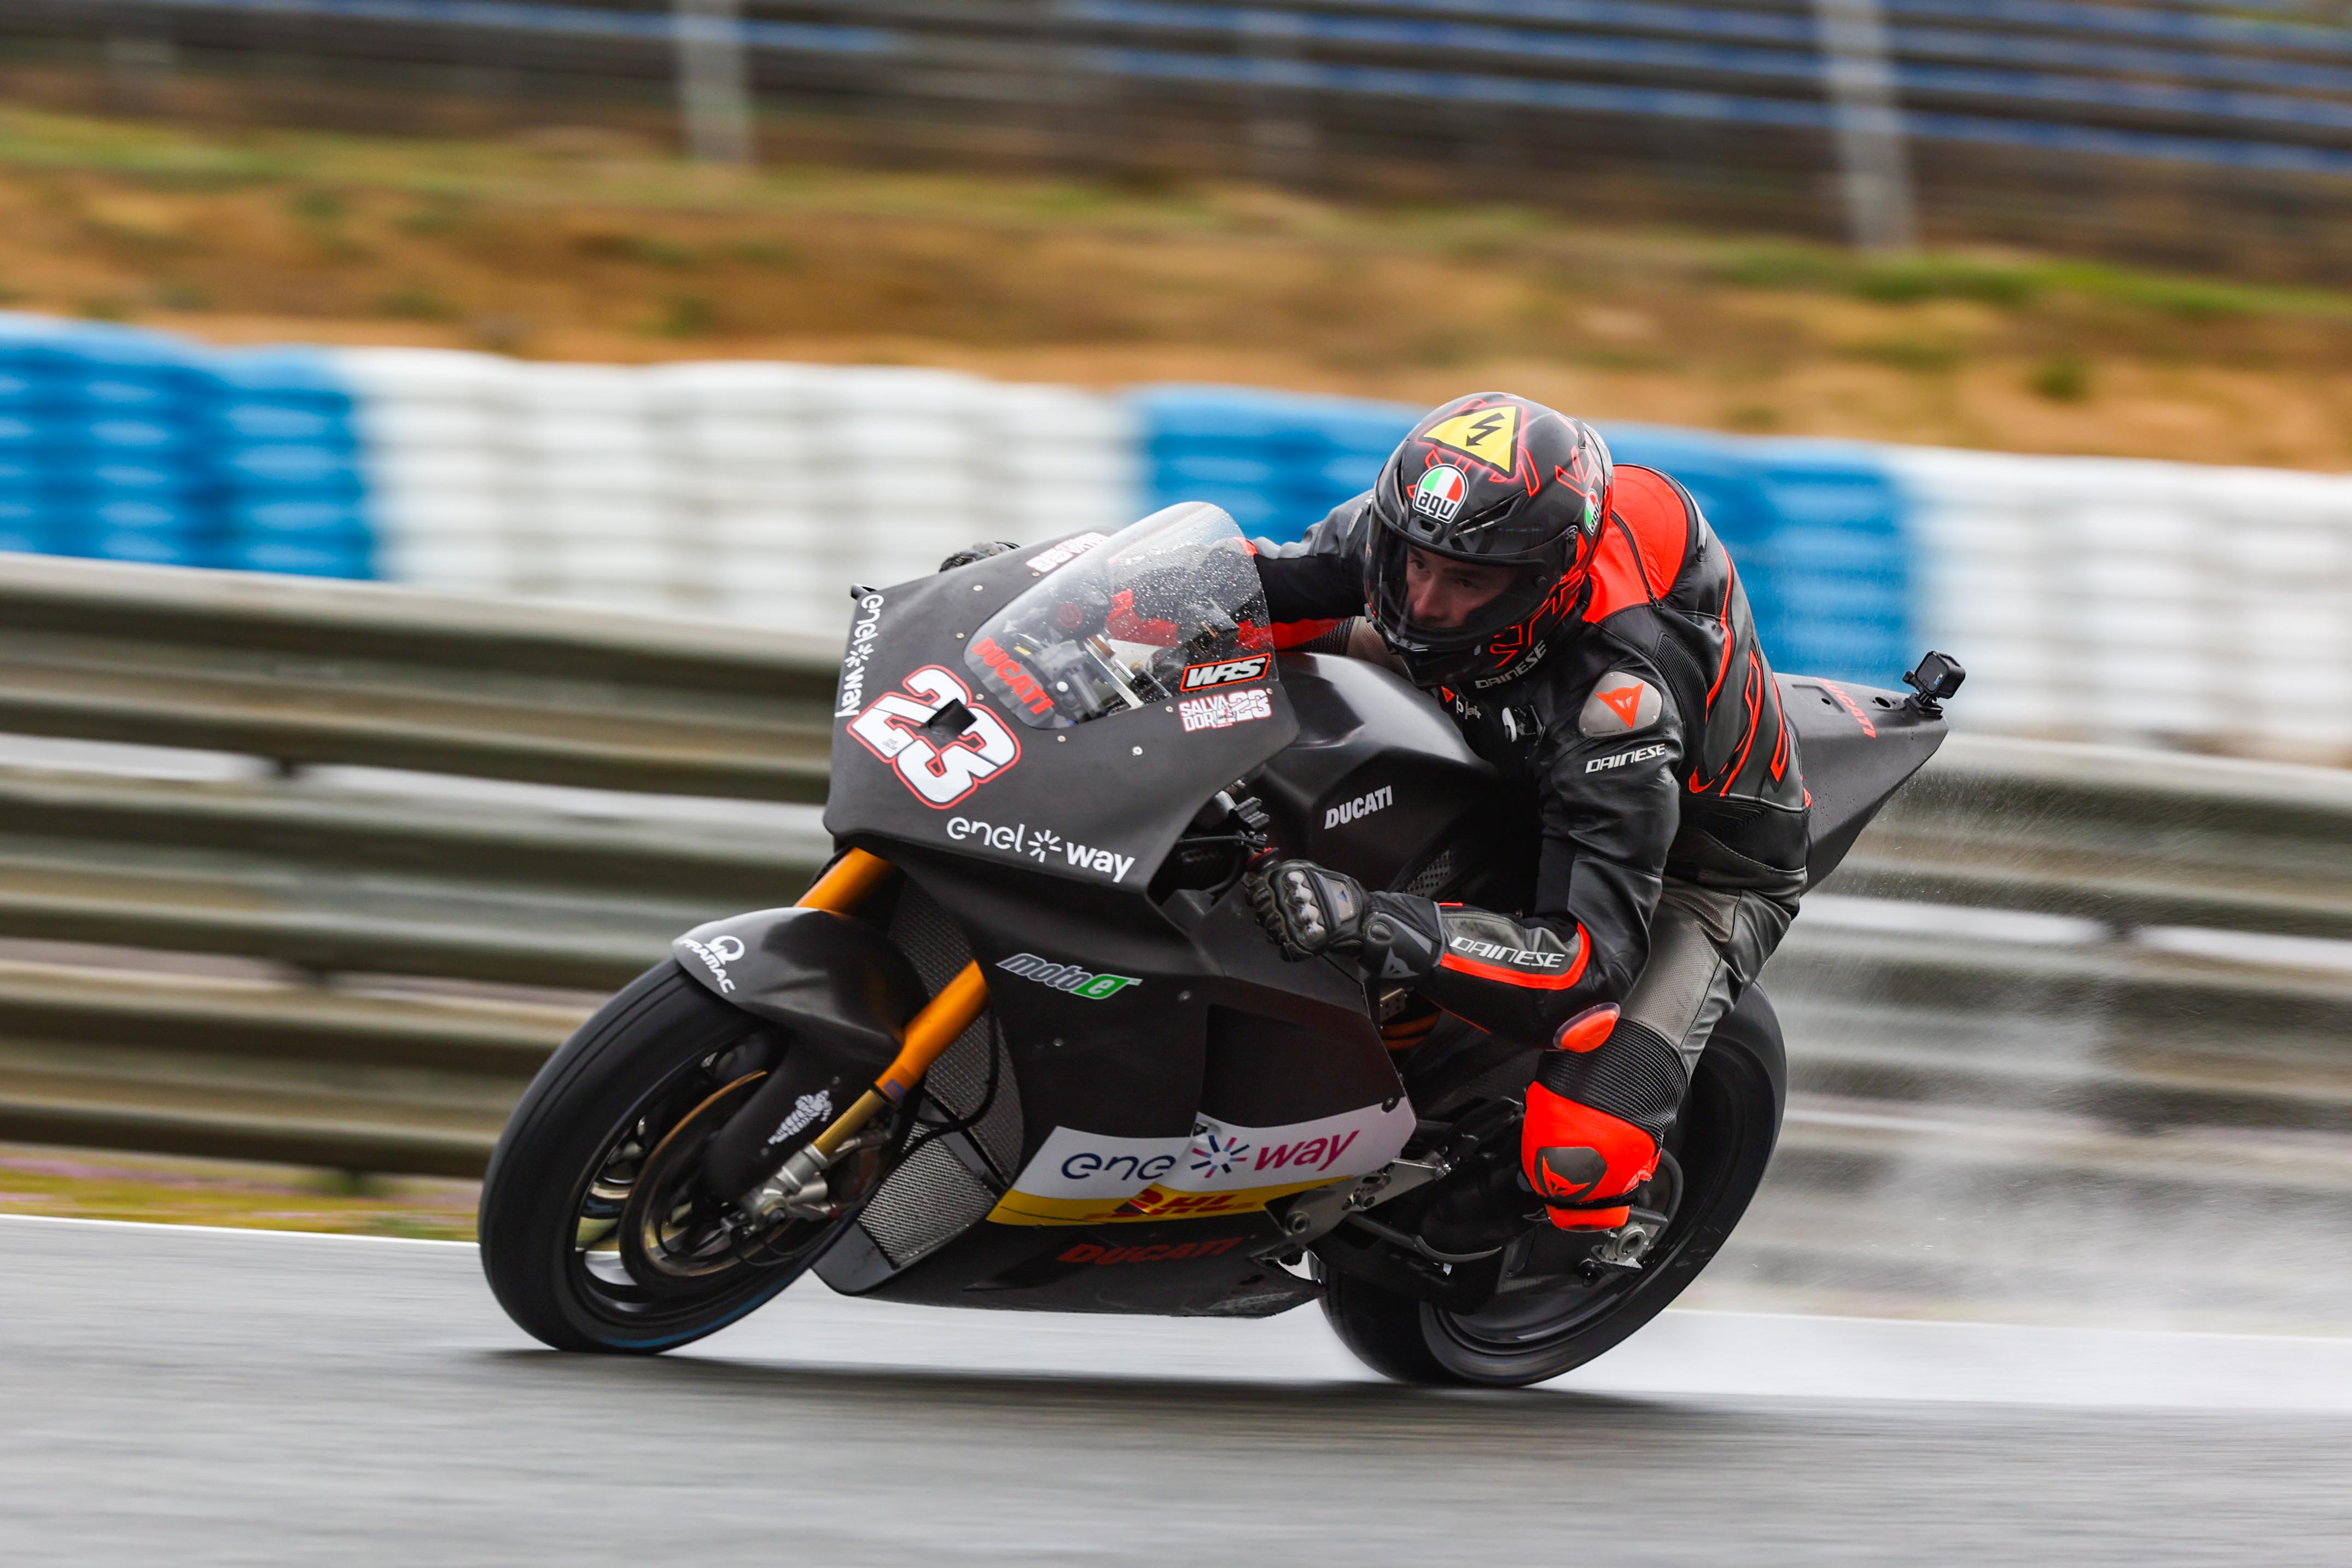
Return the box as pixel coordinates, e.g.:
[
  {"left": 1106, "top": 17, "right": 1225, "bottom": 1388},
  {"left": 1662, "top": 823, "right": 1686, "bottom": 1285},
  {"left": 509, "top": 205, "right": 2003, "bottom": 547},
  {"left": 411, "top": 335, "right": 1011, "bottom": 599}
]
[{"left": 1366, "top": 528, "right": 1561, "bottom": 658}]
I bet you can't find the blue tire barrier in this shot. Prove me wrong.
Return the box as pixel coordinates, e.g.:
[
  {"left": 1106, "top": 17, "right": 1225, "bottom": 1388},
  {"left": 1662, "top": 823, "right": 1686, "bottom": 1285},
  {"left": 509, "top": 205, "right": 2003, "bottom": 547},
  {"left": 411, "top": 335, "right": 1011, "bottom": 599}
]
[
  {"left": 0, "top": 316, "right": 375, "bottom": 577},
  {"left": 1130, "top": 387, "right": 1916, "bottom": 685}
]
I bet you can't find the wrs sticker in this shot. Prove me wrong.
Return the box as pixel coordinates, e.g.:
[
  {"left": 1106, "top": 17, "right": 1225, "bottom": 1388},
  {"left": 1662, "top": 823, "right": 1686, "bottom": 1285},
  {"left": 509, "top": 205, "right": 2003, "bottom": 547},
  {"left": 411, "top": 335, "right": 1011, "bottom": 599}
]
[
  {"left": 1179, "top": 654, "right": 1270, "bottom": 691},
  {"left": 1178, "top": 688, "right": 1274, "bottom": 732},
  {"left": 847, "top": 665, "right": 1020, "bottom": 807}
]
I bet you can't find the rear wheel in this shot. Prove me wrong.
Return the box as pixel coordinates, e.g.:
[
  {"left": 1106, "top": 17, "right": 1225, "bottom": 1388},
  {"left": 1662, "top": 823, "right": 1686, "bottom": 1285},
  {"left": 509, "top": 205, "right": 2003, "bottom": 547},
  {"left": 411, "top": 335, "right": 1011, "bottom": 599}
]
[
  {"left": 479, "top": 963, "right": 832, "bottom": 1354},
  {"left": 1321, "top": 984, "right": 1786, "bottom": 1388}
]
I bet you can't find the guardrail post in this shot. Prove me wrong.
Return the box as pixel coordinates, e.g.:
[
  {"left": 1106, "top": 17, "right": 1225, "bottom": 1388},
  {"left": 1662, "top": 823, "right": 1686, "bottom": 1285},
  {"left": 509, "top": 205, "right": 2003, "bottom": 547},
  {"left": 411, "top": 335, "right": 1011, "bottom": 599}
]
[
  {"left": 1811, "top": 0, "right": 1917, "bottom": 253},
  {"left": 675, "top": 0, "right": 756, "bottom": 166},
  {"left": 104, "top": 31, "right": 177, "bottom": 115}
]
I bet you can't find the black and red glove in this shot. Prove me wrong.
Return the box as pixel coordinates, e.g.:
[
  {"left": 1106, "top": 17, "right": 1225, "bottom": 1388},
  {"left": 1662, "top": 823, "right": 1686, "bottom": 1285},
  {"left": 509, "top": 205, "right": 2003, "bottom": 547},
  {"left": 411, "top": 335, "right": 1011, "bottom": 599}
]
[{"left": 1247, "top": 860, "right": 1440, "bottom": 983}]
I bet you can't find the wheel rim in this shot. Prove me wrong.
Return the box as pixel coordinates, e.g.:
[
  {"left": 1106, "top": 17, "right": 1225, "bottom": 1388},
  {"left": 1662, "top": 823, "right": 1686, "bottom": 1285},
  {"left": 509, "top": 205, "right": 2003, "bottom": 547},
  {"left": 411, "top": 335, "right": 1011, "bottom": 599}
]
[
  {"left": 619, "top": 1073, "right": 830, "bottom": 1293},
  {"left": 558, "top": 1048, "right": 814, "bottom": 1333}
]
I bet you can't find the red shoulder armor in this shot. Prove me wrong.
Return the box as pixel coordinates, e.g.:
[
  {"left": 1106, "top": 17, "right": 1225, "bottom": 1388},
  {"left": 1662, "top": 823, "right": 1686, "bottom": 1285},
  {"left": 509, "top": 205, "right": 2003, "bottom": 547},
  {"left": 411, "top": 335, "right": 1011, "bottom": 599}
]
[{"left": 1581, "top": 465, "right": 1693, "bottom": 623}]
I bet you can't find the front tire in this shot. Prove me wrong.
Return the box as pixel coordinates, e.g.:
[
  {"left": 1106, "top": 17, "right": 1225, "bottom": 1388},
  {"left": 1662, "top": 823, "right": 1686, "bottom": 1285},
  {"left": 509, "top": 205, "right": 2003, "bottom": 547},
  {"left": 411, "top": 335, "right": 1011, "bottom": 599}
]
[
  {"left": 479, "top": 963, "right": 807, "bottom": 1354},
  {"left": 1321, "top": 984, "right": 1786, "bottom": 1388}
]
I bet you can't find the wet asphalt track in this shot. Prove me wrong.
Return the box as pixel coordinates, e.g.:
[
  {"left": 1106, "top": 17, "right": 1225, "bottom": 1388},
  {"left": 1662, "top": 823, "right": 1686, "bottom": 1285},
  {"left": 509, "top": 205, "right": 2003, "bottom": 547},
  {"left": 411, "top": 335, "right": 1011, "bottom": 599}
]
[{"left": 4, "top": 1216, "right": 2350, "bottom": 1567}]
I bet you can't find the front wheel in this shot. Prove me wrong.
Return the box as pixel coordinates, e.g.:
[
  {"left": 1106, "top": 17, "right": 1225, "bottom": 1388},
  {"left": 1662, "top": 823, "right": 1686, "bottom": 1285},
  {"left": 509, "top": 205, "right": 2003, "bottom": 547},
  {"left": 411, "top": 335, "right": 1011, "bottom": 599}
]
[
  {"left": 1321, "top": 983, "right": 1787, "bottom": 1388},
  {"left": 479, "top": 963, "right": 828, "bottom": 1354}
]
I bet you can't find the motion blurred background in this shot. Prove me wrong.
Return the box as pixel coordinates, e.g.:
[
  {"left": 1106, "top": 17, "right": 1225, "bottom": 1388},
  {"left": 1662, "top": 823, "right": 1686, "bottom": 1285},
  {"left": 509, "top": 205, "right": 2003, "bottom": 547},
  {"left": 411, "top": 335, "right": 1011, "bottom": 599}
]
[{"left": 0, "top": 0, "right": 2348, "bottom": 1339}]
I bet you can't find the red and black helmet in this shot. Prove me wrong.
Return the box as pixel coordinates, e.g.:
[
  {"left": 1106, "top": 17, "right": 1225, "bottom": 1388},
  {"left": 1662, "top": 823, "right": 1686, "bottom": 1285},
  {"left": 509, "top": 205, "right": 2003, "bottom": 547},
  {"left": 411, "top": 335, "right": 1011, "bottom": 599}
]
[{"left": 1363, "top": 392, "right": 1613, "bottom": 689}]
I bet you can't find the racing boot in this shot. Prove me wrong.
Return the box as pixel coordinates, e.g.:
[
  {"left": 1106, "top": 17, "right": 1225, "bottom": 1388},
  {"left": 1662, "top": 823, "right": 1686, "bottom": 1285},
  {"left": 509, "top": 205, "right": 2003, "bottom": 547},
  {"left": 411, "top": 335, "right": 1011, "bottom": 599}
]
[{"left": 1522, "top": 1005, "right": 1688, "bottom": 1230}]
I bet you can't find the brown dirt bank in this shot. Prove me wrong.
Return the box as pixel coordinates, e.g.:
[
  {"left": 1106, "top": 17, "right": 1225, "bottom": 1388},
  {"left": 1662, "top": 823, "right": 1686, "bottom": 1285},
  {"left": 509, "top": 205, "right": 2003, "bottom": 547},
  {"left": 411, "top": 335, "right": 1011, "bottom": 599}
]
[{"left": 4, "top": 108, "right": 2350, "bottom": 469}]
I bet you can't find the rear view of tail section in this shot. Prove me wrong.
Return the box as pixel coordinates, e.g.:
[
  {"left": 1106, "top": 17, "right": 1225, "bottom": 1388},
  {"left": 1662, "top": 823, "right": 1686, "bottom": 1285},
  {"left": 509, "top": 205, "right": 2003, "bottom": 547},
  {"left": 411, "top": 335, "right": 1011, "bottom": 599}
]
[{"left": 1783, "top": 652, "right": 1964, "bottom": 891}]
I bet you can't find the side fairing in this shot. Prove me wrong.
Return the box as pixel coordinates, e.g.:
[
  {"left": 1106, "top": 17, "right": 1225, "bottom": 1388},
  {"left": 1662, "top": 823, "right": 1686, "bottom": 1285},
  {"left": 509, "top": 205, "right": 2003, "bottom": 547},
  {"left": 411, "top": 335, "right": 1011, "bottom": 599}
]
[{"left": 1253, "top": 653, "right": 1505, "bottom": 891}]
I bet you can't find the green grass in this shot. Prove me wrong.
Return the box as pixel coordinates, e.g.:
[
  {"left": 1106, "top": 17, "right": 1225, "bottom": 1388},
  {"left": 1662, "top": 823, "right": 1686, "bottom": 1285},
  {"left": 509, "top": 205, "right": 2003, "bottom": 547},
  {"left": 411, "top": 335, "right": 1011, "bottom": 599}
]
[
  {"left": 0, "top": 1143, "right": 480, "bottom": 1240},
  {"left": 1710, "top": 241, "right": 2352, "bottom": 324}
]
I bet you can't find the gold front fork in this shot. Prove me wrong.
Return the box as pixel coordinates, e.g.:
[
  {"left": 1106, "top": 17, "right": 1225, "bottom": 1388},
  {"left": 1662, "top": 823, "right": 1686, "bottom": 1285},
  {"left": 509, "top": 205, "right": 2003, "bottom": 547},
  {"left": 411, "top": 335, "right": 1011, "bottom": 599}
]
[{"left": 791, "top": 848, "right": 989, "bottom": 1158}]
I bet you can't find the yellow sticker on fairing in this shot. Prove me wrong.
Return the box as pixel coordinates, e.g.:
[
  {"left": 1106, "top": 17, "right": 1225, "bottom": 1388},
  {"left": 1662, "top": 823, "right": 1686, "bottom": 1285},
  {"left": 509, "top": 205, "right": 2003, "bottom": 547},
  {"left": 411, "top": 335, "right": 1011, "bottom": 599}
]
[{"left": 1422, "top": 404, "right": 1520, "bottom": 469}]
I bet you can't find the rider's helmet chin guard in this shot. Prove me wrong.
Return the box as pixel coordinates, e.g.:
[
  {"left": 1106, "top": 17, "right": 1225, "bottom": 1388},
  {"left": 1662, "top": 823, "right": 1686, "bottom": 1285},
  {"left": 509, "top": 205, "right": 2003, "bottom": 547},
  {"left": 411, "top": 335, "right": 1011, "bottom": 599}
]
[{"left": 1363, "top": 393, "right": 1613, "bottom": 690}]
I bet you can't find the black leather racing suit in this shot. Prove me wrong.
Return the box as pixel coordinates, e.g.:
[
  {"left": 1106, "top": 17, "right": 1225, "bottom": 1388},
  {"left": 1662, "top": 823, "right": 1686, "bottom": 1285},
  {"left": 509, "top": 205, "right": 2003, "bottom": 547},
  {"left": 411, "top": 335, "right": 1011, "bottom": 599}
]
[{"left": 1254, "top": 463, "right": 1809, "bottom": 1084}]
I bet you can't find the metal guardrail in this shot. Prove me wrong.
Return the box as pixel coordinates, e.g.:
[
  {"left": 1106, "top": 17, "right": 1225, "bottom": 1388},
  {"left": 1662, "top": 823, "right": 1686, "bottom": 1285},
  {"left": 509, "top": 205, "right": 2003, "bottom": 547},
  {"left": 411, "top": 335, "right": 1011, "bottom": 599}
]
[
  {"left": 0, "top": 554, "right": 2347, "bottom": 1180},
  {"left": 1840, "top": 733, "right": 2352, "bottom": 941},
  {"left": 0, "top": 552, "right": 841, "bottom": 798}
]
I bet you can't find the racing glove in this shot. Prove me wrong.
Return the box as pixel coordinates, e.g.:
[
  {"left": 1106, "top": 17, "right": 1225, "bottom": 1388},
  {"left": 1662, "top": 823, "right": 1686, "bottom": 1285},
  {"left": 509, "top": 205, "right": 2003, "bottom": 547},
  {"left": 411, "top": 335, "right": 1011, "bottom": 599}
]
[
  {"left": 938, "top": 540, "right": 1020, "bottom": 572},
  {"left": 1247, "top": 860, "right": 1442, "bottom": 984},
  {"left": 1522, "top": 1006, "right": 1687, "bottom": 1231}
]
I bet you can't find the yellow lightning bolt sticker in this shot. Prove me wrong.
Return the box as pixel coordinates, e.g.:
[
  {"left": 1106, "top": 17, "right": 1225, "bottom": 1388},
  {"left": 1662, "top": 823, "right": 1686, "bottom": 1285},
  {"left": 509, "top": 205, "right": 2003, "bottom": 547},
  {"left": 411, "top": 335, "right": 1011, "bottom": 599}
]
[{"left": 1420, "top": 404, "right": 1520, "bottom": 470}]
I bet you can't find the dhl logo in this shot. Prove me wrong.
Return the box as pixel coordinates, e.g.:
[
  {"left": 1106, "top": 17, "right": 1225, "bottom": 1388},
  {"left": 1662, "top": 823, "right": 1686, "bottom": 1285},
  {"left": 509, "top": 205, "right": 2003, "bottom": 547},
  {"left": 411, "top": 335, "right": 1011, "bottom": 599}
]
[{"left": 985, "top": 1174, "right": 1338, "bottom": 1227}]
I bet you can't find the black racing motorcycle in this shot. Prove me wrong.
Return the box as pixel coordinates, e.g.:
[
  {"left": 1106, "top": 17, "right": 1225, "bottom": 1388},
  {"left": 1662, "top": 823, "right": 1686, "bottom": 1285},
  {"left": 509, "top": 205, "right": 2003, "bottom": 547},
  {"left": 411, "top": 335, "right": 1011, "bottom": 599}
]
[{"left": 479, "top": 502, "right": 1961, "bottom": 1386}]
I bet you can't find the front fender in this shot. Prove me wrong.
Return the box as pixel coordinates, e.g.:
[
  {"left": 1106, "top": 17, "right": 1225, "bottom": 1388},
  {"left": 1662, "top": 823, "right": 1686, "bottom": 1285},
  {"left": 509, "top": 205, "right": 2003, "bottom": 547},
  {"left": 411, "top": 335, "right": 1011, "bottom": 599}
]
[{"left": 673, "top": 907, "right": 927, "bottom": 1072}]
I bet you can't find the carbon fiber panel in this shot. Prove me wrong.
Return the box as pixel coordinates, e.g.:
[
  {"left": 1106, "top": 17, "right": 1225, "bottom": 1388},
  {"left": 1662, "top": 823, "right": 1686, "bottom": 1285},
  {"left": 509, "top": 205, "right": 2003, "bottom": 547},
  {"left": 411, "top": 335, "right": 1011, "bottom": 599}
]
[
  {"left": 1400, "top": 843, "right": 1461, "bottom": 899},
  {"left": 859, "top": 1139, "right": 998, "bottom": 1269},
  {"left": 885, "top": 877, "right": 1022, "bottom": 1184}
]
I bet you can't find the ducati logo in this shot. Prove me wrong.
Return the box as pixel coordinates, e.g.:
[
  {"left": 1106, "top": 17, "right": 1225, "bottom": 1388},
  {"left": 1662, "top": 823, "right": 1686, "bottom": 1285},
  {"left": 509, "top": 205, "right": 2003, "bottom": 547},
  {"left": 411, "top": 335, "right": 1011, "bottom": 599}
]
[{"left": 1815, "top": 679, "right": 1879, "bottom": 738}]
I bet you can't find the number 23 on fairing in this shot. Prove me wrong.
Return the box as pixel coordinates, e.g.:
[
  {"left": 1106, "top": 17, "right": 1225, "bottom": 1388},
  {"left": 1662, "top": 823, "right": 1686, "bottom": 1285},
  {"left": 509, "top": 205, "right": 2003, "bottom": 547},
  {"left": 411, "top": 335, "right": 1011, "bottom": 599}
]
[{"left": 848, "top": 666, "right": 1021, "bottom": 807}]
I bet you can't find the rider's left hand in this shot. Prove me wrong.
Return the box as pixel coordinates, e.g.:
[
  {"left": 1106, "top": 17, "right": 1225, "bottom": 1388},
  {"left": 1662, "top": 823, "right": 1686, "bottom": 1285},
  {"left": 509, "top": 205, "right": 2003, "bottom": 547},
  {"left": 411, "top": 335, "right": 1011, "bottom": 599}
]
[
  {"left": 1247, "top": 861, "right": 1445, "bottom": 983},
  {"left": 1248, "top": 859, "right": 1371, "bottom": 959}
]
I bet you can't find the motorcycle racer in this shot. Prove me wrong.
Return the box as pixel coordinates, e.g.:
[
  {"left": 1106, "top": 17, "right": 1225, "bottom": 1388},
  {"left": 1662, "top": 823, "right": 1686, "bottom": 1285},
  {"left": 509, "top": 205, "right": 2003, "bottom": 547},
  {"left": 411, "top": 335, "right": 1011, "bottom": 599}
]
[{"left": 1242, "top": 392, "right": 1808, "bottom": 1234}]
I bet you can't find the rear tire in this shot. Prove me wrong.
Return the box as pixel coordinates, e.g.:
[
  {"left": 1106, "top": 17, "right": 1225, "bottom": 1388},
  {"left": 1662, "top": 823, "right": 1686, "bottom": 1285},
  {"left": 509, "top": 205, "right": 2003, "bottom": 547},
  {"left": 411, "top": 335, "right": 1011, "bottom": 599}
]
[
  {"left": 1317, "top": 1267, "right": 1450, "bottom": 1385},
  {"left": 1321, "top": 983, "right": 1786, "bottom": 1388},
  {"left": 479, "top": 963, "right": 805, "bottom": 1354}
]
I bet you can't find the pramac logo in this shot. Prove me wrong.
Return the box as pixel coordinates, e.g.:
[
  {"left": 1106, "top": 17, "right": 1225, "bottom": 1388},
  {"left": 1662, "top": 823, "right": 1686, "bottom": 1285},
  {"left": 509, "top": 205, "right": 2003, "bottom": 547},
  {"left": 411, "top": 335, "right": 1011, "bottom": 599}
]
[{"left": 847, "top": 665, "right": 1021, "bottom": 807}]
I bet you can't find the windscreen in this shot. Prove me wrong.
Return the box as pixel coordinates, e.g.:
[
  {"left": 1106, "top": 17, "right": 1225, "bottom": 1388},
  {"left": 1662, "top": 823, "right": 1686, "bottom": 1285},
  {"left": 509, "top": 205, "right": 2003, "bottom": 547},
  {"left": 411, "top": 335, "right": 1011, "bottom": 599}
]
[{"left": 964, "top": 505, "right": 1276, "bottom": 731}]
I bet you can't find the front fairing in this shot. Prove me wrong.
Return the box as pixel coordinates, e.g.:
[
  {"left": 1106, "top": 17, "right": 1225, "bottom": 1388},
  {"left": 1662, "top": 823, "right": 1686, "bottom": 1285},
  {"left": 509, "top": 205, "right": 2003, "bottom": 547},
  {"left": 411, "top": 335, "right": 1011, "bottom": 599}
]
[{"left": 824, "top": 513, "right": 1301, "bottom": 895}]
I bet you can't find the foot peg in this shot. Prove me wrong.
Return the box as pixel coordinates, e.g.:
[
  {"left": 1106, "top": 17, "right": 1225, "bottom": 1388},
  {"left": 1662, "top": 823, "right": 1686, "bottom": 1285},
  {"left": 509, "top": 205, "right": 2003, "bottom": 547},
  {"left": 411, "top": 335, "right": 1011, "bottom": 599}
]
[{"left": 1579, "top": 1207, "right": 1668, "bottom": 1276}]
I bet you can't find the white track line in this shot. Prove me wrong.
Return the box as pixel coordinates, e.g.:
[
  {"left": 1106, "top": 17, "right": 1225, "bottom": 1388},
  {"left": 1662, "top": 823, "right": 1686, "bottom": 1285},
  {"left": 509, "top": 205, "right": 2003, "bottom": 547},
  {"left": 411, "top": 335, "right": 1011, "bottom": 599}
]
[{"left": 0, "top": 1212, "right": 475, "bottom": 1247}]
